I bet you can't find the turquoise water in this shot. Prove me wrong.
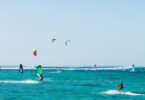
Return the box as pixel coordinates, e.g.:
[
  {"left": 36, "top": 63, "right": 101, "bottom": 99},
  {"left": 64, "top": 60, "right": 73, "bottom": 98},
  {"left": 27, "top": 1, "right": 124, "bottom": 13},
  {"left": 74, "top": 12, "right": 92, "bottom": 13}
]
[{"left": 0, "top": 69, "right": 145, "bottom": 100}]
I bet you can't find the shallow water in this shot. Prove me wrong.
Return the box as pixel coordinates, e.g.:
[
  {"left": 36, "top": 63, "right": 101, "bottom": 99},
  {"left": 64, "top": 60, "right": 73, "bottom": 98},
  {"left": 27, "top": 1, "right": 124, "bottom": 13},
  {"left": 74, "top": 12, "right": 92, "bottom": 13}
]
[{"left": 0, "top": 69, "right": 145, "bottom": 100}]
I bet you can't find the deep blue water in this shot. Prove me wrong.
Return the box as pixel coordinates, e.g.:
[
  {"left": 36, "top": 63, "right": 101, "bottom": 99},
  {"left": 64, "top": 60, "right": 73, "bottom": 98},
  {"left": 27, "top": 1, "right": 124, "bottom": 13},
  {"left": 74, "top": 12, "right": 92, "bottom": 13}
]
[{"left": 0, "top": 69, "right": 145, "bottom": 100}]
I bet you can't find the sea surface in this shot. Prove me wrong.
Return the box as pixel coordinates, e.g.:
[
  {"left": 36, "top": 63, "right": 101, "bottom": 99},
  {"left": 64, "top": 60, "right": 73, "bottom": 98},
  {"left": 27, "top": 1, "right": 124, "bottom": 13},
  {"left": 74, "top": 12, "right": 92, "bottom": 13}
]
[{"left": 0, "top": 68, "right": 145, "bottom": 100}]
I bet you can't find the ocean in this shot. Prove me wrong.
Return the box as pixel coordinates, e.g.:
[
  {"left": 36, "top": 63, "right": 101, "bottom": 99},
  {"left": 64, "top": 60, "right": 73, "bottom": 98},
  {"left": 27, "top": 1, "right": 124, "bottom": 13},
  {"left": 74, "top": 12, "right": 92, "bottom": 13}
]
[{"left": 0, "top": 67, "right": 145, "bottom": 100}]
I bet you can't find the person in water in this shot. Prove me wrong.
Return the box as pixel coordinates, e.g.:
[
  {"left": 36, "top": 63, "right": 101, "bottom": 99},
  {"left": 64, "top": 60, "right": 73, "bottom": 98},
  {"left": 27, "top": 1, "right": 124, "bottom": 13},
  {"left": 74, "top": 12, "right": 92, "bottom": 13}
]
[
  {"left": 37, "top": 65, "right": 43, "bottom": 81},
  {"left": 40, "top": 73, "right": 43, "bottom": 81},
  {"left": 19, "top": 64, "right": 23, "bottom": 74},
  {"left": 117, "top": 81, "right": 123, "bottom": 91}
]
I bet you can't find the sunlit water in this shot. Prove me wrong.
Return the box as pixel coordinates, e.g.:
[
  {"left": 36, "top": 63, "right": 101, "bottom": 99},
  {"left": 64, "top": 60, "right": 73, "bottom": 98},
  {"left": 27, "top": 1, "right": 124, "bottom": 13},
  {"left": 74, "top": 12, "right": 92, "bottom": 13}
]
[{"left": 0, "top": 68, "right": 145, "bottom": 100}]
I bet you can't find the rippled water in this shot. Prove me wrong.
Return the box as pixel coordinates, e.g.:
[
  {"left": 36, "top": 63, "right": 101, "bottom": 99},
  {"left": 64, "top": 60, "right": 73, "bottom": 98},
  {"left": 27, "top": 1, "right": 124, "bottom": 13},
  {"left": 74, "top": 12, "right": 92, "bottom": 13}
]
[{"left": 0, "top": 68, "right": 145, "bottom": 100}]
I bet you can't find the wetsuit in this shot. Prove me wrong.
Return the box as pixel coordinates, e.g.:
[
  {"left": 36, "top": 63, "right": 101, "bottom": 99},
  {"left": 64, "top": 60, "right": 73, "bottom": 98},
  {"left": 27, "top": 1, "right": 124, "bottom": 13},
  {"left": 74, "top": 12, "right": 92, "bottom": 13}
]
[
  {"left": 120, "top": 85, "right": 123, "bottom": 89},
  {"left": 40, "top": 74, "right": 43, "bottom": 81},
  {"left": 118, "top": 83, "right": 123, "bottom": 91}
]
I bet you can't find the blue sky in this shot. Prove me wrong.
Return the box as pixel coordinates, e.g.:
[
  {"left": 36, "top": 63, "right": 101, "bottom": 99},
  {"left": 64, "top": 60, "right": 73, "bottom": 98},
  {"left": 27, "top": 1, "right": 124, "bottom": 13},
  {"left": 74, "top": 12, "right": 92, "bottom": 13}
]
[{"left": 0, "top": 0, "right": 145, "bottom": 66}]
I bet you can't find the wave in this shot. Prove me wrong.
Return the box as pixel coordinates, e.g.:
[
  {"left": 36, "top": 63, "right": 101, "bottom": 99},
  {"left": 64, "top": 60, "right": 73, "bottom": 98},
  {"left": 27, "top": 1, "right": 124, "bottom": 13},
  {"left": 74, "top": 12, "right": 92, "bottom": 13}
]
[
  {"left": 101, "top": 90, "right": 143, "bottom": 96},
  {"left": 61, "top": 67, "right": 131, "bottom": 70},
  {"left": 0, "top": 80, "right": 41, "bottom": 84},
  {"left": 48, "top": 71, "right": 62, "bottom": 73},
  {"left": 1, "top": 66, "right": 144, "bottom": 71},
  {"left": 0, "top": 68, "right": 129, "bottom": 70}
]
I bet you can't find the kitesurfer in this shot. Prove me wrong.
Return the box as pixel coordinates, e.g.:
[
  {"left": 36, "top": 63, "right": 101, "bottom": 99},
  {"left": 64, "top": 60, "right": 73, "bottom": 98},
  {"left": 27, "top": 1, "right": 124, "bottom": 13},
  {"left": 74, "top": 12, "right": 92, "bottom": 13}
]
[{"left": 117, "top": 81, "right": 123, "bottom": 91}]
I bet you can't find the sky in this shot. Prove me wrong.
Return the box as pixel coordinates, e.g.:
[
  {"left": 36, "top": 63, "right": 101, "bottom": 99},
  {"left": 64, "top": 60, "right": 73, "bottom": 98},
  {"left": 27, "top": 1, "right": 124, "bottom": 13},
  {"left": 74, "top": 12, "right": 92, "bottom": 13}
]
[{"left": 0, "top": 0, "right": 145, "bottom": 66}]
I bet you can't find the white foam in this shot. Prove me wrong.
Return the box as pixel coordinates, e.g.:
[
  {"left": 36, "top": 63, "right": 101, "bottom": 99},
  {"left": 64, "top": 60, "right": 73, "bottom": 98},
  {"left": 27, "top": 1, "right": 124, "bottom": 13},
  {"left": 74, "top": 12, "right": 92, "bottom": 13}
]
[
  {"left": 0, "top": 80, "right": 40, "bottom": 84},
  {"left": 49, "top": 71, "right": 62, "bottom": 73},
  {"left": 101, "top": 90, "right": 143, "bottom": 96}
]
